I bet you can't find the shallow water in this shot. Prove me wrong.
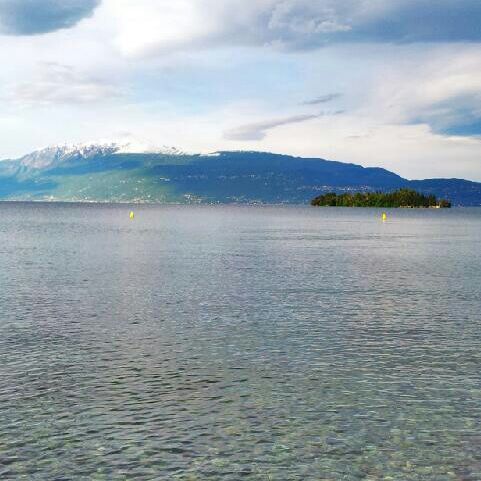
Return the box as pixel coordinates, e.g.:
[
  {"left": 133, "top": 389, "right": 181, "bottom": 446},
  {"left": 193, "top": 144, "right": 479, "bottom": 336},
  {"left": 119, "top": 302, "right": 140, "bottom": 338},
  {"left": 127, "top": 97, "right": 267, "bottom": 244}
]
[{"left": 1, "top": 203, "right": 480, "bottom": 480}]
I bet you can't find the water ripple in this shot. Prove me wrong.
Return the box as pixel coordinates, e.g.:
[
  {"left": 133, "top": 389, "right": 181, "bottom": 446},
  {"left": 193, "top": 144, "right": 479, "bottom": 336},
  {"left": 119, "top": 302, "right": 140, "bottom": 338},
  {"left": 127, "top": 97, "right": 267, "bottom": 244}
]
[{"left": 0, "top": 204, "right": 480, "bottom": 480}]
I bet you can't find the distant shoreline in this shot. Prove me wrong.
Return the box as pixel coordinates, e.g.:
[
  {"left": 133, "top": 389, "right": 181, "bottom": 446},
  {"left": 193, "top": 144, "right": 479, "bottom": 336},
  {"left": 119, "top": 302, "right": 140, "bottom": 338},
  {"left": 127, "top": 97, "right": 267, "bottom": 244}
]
[{"left": 0, "top": 200, "right": 474, "bottom": 208}]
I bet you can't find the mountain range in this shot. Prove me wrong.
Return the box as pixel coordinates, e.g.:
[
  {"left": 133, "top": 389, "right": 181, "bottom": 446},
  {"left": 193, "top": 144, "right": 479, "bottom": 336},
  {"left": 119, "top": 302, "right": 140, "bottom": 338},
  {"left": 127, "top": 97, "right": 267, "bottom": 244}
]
[{"left": 1, "top": 143, "right": 480, "bottom": 205}]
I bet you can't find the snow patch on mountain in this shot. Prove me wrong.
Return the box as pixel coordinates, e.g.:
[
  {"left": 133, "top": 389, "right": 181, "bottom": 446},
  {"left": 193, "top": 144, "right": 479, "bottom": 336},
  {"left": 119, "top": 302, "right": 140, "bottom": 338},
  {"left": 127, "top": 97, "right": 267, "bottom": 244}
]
[{"left": 115, "top": 140, "right": 184, "bottom": 156}]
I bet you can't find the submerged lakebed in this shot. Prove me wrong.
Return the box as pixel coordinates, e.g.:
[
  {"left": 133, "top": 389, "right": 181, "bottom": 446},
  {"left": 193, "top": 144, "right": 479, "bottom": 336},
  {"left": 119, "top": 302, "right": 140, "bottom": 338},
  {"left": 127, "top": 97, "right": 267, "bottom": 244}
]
[{"left": 1, "top": 203, "right": 480, "bottom": 480}]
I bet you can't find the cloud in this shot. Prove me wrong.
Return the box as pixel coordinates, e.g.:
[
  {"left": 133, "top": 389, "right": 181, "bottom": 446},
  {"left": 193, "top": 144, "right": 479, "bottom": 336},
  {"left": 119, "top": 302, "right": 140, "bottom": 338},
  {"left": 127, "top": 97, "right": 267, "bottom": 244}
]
[
  {"left": 267, "top": 1, "right": 352, "bottom": 37},
  {"left": 416, "top": 96, "right": 481, "bottom": 136},
  {"left": 8, "top": 62, "right": 122, "bottom": 106},
  {"left": 224, "top": 111, "right": 343, "bottom": 140},
  {"left": 363, "top": 46, "right": 481, "bottom": 137},
  {"left": 224, "top": 114, "right": 320, "bottom": 141},
  {"left": 355, "top": 0, "right": 481, "bottom": 44},
  {"left": 103, "top": 0, "right": 481, "bottom": 57},
  {"left": 0, "top": 0, "right": 100, "bottom": 35},
  {"left": 269, "top": 0, "right": 481, "bottom": 45},
  {"left": 303, "top": 93, "right": 342, "bottom": 105},
  {"left": 444, "top": 119, "right": 481, "bottom": 137}
]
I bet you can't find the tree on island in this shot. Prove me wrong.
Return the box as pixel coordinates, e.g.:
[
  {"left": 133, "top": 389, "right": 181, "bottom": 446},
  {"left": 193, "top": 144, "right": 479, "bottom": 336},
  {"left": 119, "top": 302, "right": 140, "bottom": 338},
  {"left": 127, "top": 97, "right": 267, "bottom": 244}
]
[{"left": 310, "top": 189, "right": 451, "bottom": 208}]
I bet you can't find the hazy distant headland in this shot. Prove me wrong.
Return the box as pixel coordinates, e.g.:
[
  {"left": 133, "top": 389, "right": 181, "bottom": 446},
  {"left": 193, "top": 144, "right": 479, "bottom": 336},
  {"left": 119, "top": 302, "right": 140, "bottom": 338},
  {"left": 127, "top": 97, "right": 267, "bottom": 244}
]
[
  {"left": 0, "top": 144, "right": 480, "bottom": 206},
  {"left": 311, "top": 189, "right": 451, "bottom": 208}
]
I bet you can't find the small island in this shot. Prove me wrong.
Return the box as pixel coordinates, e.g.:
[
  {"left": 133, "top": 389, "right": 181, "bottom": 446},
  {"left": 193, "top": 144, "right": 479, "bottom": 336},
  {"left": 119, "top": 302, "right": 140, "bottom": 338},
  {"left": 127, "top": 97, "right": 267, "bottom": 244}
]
[{"left": 311, "top": 188, "right": 451, "bottom": 208}]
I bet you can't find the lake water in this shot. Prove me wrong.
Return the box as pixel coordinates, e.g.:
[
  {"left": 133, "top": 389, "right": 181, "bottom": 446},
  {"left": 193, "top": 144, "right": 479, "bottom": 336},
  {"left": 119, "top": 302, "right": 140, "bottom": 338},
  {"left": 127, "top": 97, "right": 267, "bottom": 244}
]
[{"left": 1, "top": 203, "right": 480, "bottom": 481}]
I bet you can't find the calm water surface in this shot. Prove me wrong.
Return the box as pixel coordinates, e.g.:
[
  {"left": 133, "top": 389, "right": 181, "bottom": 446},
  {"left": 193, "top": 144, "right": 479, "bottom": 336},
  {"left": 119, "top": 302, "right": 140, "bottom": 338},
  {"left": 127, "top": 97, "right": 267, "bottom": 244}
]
[{"left": 0, "top": 203, "right": 480, "bottom": 480}]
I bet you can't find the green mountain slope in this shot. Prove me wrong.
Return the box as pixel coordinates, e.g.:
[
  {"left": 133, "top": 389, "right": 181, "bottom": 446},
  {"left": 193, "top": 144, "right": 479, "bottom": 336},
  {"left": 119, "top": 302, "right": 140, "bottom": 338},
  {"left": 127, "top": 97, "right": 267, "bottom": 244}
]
[{"left": 1, "top": 144, "right": 480, "bottom": 205}]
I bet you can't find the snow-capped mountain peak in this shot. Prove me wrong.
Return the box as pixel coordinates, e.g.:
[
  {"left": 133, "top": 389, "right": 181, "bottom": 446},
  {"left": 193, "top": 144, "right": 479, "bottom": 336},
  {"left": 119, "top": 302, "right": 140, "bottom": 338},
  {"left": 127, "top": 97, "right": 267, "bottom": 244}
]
[{"left": 15, "top": 140, "right": 185, "bottom": 170}]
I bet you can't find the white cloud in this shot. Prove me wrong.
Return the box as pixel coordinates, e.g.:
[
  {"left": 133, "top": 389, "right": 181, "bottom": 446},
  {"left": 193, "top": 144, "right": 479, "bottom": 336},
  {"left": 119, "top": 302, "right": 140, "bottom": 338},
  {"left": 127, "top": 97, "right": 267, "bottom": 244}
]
[
  {"left": 5, "top": 62, "right": 122, "bottom": 106},
  {"left": 102, "top": 0, "right": 355, "bottom": 56},
  {"left": 360, "top": 45, "right": 481, "bottom": 133}
]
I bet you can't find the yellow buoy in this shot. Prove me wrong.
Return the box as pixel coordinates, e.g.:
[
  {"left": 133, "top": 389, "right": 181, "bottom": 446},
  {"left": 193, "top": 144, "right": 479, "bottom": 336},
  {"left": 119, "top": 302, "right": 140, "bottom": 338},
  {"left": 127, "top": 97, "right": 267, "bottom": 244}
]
[
  {"left": 129, "top": 211, "right": 135, "bottom": 220},
  {"left": 382, "top": 212, "right": 387, "bottom": 222}
]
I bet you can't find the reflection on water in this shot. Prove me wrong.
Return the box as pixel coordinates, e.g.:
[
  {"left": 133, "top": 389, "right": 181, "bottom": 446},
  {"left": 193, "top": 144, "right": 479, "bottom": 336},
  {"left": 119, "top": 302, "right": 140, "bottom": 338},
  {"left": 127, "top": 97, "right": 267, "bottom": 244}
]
[{"left": 1, "top": 203, "right": 480, "bottom": 480}]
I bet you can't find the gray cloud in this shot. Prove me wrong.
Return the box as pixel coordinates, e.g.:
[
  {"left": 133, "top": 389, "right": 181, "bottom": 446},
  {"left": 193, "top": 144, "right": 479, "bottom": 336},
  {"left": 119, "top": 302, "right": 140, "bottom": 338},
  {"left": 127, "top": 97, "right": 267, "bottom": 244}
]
[
  {"left": 352, "top": 0, "right": 481, "bottom": 44},
  {"left": 303, "top": 93, "right": 342, "bottom": 105},
  {"left": 264, "top": 0, "right": 481, "bottom": 47},
  {"left": 415, "top": 95, "right": 481, "bottom": 137},
  {"left": 224, "top": 111, "right": 343, "bottom": 141},
  {"left": 0, "top": 0, "right": 100, "bottom": 35},
  {"left": 9, "top": 62, "right": 122, "bottom": 105},
  {"left": 225, "top": 114, "right": 319, "bottom": 141},
  {"left": 115, "top": 1, "right": 481, "bottom": 60}
]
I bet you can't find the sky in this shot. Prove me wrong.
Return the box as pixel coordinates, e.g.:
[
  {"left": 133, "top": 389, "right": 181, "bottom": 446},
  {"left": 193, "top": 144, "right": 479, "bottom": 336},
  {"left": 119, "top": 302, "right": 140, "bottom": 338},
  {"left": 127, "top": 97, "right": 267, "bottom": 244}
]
[{"left": 0, "top": 0, "right": 481, "bottom": 180}]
